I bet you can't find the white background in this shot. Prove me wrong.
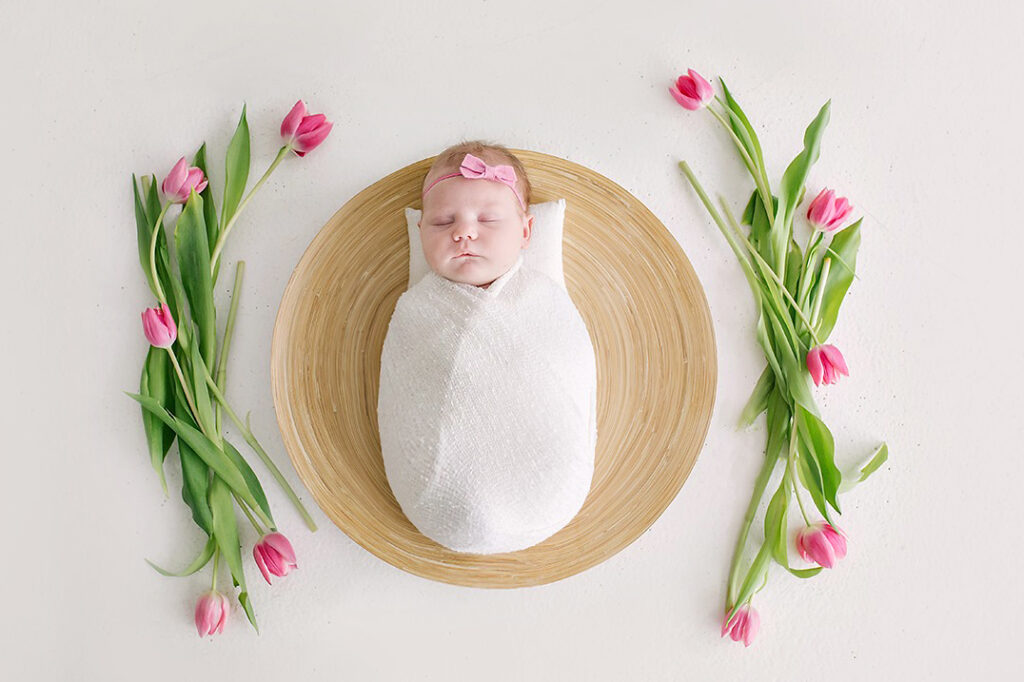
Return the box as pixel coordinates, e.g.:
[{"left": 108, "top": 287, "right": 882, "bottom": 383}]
[{"left": 2, "top": 0, "right": 1020, "bottom": 679}]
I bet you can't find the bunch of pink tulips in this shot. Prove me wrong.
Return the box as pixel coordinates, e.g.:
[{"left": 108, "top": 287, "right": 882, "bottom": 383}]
[
  {"left": 128, "top": 100, "right": 332, "bottom": 636},
  {"left": 670, "top": 70, "right": 889, "bottom": 647}
]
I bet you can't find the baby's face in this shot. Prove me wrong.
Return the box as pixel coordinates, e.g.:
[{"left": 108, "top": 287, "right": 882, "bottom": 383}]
[{"left": 418, "top": 175, "right": 533, "bottom": 288}]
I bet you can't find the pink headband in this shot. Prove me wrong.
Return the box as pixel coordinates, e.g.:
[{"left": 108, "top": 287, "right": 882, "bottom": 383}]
[{"left": 422, "top": 152, "right": 526, "bottom": 210}]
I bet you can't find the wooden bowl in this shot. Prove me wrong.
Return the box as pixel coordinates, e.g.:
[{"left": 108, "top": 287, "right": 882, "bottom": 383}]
[{"left": 271, "top": 149, "right": 716, "bottom": 588}]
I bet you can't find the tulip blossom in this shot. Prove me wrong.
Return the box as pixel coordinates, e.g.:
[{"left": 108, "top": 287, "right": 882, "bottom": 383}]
[
  {"left": 668, "top": 69, "right": 714, "bottom": 110},
  {"left": 194, "top": 589, "right": 230, "bottom": 637},
  {"left": 721, "top": 603, "right": 760, "bottom": 647},
  {"left": 796, "top": 522, "right": 848, "bottom": 569},
  {"left": 280, "top": 100, "right": 333, "bottom": 157},
  {"left": 806, "top": 188, "right": 853, "bottom": 233},
  {"left": 161, "top": 157, "right": 209, "bottom": 204},
  {"left": 806, "top": 344, "right": 849, "bottom": 386},
  {"left": 253, "top": 532, "right": 298, "bottom": 584},
  {"left": 141, "top": 303, "right": 177, "bottom": 348}
]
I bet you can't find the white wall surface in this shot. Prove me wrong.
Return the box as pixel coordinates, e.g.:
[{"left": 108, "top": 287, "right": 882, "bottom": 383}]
[{"left": 2, "top": 0, "right": 1020, "bottom": 679}]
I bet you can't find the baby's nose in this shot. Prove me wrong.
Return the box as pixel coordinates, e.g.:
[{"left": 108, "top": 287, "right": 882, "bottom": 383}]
[{"left": 452, "top": 222, "right": 477, "bottom": 240}]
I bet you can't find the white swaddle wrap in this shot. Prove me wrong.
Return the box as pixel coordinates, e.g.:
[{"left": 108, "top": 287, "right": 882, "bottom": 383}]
[{"left": 377, "top": 253, "right": 598, "bottom": 554}]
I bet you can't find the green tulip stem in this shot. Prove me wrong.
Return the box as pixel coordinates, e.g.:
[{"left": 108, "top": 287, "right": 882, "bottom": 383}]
[
  {"left": 233, "top": 491, "right": 267, "bottom": 535},
  {"left": 796, "top": 231, "right": 825, "bottom": 309},
  {"left": 198, "top": 364, "right": 318, "bottom": 532},
  {"left": 809, "top": 257, "right": 832, "bottom": 332},
  {"left": 788, "top": 419, "right": 812, "bottom": 525},
  {"left": 213, "top": 262, "right": 245, "bottom": 435},
  {"left": 209, "top": 145, "right": 291, "bottom": 276},
  {"left": 723, "top": 208, "right": 825, "bottom": 348},
  {"left": 726, "top": 445, "right": 780, "bottom": 609},
  {"left": 164, "top": 347, "right": 206, "bottom": 438},
  {"left": 211, "top": 546, "right": 220, "bottom": 591},
  {"left": 147, "top": 202, "right": 172, "bottom": 304}
]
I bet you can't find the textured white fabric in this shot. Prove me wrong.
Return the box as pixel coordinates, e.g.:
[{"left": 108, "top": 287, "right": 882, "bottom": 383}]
[
  {"left": 403, "top": 198, "right": 567, "bottom": 291},
  {"left": 377, "top": 252, "right": 597, "bottom": 554}
]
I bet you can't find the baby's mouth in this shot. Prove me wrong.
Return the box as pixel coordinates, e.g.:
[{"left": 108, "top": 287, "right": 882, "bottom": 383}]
[{"left": 454, "top": 252, "right": 479, "bottom": 259}]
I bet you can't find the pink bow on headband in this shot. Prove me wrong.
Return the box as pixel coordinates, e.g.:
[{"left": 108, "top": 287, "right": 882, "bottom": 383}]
[{"left": 422, "top": 153, "right": 526, "bottom": 210}]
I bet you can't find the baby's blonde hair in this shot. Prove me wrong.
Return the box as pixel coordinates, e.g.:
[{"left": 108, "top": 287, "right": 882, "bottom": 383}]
[{"left": 422, "top": 139, "right": 532, "bottom": 214}]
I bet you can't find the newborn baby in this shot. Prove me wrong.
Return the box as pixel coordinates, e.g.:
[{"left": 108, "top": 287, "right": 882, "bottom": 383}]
[{"left": 377, "top": 141, "right": 597, "bottom": 554}]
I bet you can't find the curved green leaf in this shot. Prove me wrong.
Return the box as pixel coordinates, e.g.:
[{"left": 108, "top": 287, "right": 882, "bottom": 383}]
[
  {"left": 174, "top": 384, "right": 214, "bottom": 535},
  {"left": 738, "top": 365, "right": 773, "bottom": 428},
  {"left": 145, "top": 536, "right": 215, "bottom": 577},
  {"left": 140, "top": 347, "right": 175, "bottom": 494},
  {"left": 763, "top": 474, "right": 790, "bottom": 566},
  {"left": 223, "top": 440, "right": 275, "bottom": 528},
  {"left": 815, "top": 219, "right": 862, "bottom": 341},
  {"left": 209, "top": 475, "right": 258, "bottom": 633},
  {"left": 772, "top": 100, "right": 831, "bottom": 272},
  {"left": 187, "top": 321, "right": 218, "bottom": 443},
  {"left": 126, "top": 391, "right": 259, "bottom": 512},
  {"left": 720, "top": 78, "right": 768, "bottom": 187},
  {"left": 796, "top": 405, "right": 842, "bottom": 515}
]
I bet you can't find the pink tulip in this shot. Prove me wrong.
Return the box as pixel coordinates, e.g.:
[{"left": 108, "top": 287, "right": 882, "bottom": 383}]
[
  {"left": 141, "top": 302, "right": 177, "bottom": 348},
  {"left": 806, "top": 344, "right": 849, "bottom": 386},
  {"left": 806, "top": 188, "right": 853, "bottom": 233},
  {"left": 668, "top": 69, "right": 714, "bottom": 110},
  {"left": 796, "top": 522, "right": 848, "bottom": 569},
  {"left": 194, "top": 589, "right": 230, "bottom": 637},
  {"left": 721, "top": 603, "right": 760, "bottom": 647},
  {"left": 160, "top": 157, "right": 209, "bottom": 204},
  {"left": 280, "top": 100, "right": 333, "bottom": 157},
  {"left": 253, "top": 532, "right": 297, "bottom": 585}
]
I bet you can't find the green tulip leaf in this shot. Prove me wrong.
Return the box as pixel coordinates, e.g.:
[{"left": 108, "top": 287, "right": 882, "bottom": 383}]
[
  {"left": 173, "top": 384, "right": 215, "bottom": 536},
  {"left": 814, "top": 219, "right": 862, "bottom": 341},
  {"left": 772, "top": 100, "right": 831, "bottom": 272},
  {"left": 191, "top": 143, "right": 220, "bottom": 260},
  {"left": 857, "top": 442, "right": 889, "bottom": 482},
  {"left": 174, "top": 190, "right": 217, "bottom": 366},
  {"left": 720, "top": 78, "right": 769, "bottom": 188},
  {"left": 796, "top": 405, "right": 842, "bottom": 515},
  {"left": 738, "top": 365, "right": 774, "bottom": 429},
  {"left": 763, "top": 474, "right": 790, "bottom": 566},
  {"left": 145, "top": 535, "right": 215, "bottom": 577},
  {"left": 140, "top": 347, "right": 175, "bottom": 494},
  {"left": 209, "top": 475, "right": 259, "bottom": 633},
  {"left": 126, "top": 391, "right": 260, "bottom": 512},
  {"left": 187, "top": 322, "right": 219, "bottom": 442},
  {"left": 221, "top": 104, "right": 250, "bottom": 238},
  {"left": 222, "top": 439, "right": 275, "bottom": 528},
  {"left": 794, "top": 434, "right": 832, "bottom": 525},
  {"left": 208, "top": 475, "right": 258, "bottom": 631},
  {"left": 764, "top": 385, "right": 790, "bottom": 462}
]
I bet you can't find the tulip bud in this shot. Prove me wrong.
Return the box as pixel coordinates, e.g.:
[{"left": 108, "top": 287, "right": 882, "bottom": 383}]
[
  {"left": 253, "top": 532, "right": 298, "bottom": 585},
  {"left": 721, "top": 603, "right": 760, "bottom": 647},
  {"left": 280, "top": 100, "right": 333, "bottom": 157},
  {"left": 668, "top": 69, "right": 714, "bottom": 111},
  {"left": 194, "top": 589, "right": 230, "bottom": 637},
  {"left": 141, "top": 302, "right": 177, "bottom": 348},
  {"left": 796, "top": 522, "right": 849, "bottom": 569},
  {"left": 161, "top": 157, "right": 209, "bottom": 204},
  {"left": 806, "top": 344, "right": 849, "bottom": 386},
  {"left": 806, "top": 188, "right": 853, "bottom": 233}
]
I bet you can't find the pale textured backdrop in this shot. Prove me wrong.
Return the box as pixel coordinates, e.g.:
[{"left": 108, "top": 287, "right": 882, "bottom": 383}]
[{"left": 2, "top": 0, "right": 1019, "bottom": 679}]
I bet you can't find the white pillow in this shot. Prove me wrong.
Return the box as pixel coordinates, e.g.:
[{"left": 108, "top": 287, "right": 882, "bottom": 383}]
[{"left": 403, "top": 198, "right": 567, "bottom": 291}]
